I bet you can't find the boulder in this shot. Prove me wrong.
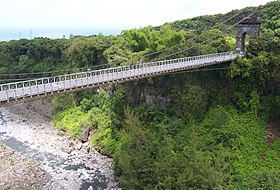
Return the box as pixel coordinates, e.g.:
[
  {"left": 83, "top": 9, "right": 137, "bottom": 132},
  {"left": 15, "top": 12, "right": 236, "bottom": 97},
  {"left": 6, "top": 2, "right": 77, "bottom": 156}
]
[
  {"left": 61, "top": 147, "right": 72, "bottom": 154},
  {"left": 75, "top": 143, "right": 82, "bottom": 150},
  {"left": 83, "top": 142, "right": 89, "bottom": 147},
  {"left": 80, "top": 126, "right": 90, "bottom": 143}
]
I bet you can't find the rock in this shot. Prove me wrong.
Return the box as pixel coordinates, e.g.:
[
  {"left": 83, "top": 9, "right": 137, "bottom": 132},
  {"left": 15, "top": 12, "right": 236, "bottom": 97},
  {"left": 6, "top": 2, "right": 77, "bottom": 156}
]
[
  {"left": 61, "top": 147, "right": 72, "bottom": 154},
  {"left": 0, "top": 145, "right": 52, "bottom": 189},
  {"left": 69, "top": 142, "right": 75, "bottom": 147},
  {"left": 70, "top": 150, "right": 79, "bottom": 155},
  {"left": 0, "top": 105, "right": 119, "bottom": 189},
  {"left": 80, "top": 126, "right": 90, "bottom": 143},
  {"left": 82, "top": 146, "right": 91, "bottom": 154},
  {"left": 75, "top": 143, "right": 82, "bottom": 150},
  {"left": 14, "top": 168, "right": 23, "bottom": 174},
  {"left": 57, "top": 131, "right": 65, "bottom": 136},
  {"left": 83, "top": 142, "right": 89, "bottom": 147},
  {"left": 89, "top": 130, "right": 95, "bottom": 136}
]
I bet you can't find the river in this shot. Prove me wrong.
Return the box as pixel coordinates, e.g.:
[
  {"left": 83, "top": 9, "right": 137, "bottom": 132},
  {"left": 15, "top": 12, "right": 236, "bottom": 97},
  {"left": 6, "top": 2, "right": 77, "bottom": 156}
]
[{"left": 0, "top": 102, "right": 119, "bottom": 190}]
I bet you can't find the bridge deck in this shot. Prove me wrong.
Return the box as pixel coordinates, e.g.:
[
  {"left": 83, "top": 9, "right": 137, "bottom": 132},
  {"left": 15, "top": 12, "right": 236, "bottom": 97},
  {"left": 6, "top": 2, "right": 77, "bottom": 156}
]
[{"left": 0, "top": 51, "right": 239, "bottom": 103}]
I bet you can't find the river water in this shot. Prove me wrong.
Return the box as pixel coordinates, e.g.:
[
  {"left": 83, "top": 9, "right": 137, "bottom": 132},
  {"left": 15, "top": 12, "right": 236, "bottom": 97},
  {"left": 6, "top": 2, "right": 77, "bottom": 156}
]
[{"left": 0, "top": 105, "right": 118, "bottom": 190}]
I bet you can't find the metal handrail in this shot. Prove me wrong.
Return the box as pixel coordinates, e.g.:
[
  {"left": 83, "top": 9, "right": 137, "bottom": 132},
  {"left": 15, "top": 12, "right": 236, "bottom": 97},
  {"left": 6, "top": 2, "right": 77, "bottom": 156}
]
[{"left": 0, "top": 51, "right": 239, "bottom": 102}]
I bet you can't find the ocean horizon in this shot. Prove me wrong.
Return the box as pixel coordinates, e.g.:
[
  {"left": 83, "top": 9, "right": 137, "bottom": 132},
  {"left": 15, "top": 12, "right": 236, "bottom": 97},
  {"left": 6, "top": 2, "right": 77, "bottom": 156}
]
[{"left": 0, "top": 28, "right": 122, "bottom": 41}]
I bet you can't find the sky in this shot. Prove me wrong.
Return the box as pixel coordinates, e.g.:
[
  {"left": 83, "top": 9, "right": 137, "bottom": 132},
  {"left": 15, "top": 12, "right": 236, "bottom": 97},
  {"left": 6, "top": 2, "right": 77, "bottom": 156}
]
[{"left": 0, "top": 0, "right": 273, "bottom": 40}]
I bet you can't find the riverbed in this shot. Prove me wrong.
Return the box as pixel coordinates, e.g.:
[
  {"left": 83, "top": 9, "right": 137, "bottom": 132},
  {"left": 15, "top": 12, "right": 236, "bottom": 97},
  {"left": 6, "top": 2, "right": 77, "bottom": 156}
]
[{"left": 0, "top": 102, "right": 119, "bottom": 190}]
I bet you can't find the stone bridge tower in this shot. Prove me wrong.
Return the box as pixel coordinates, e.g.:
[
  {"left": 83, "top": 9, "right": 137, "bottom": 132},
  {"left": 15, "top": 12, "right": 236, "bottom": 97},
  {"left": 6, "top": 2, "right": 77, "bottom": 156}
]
[{"left": 236, "top": 12, "right": 260, "bottom": 52}]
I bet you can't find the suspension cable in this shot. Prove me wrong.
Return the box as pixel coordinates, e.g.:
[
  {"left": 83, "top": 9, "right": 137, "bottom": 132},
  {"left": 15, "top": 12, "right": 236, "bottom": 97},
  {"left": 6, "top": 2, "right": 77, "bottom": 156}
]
[
  {"left": 0, "top": 11, "right": 257, "bottom": 78},
  {"left": 157, "top": 11, "right": 258, "bottom": 60},
  {"left": 142, "top": 11, "right": 243, "bottom": 59},
  {"left": 0, "top": 63, "right": 110, "bottom": 77}
]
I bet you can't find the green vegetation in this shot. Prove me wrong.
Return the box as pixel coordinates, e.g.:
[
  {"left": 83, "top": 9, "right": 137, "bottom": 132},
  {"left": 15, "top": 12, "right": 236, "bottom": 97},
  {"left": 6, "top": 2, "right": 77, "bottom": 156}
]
[
  {"left": 7, "top": 158, "right": 14, "bottom": 166},
  {"left": 0, "top": 140, "right": 4, "bottom": 150},
  {"left": 0, "top": 1, "right": 279, "bottom": 189}
]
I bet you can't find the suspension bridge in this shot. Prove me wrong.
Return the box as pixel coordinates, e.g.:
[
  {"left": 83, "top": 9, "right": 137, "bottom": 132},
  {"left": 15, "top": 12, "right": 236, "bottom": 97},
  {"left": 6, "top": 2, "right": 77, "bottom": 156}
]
[
  {"left": 0, "top": 51, "right": 239, "bottom": 103},
  {"left": 0, "top": 12, "right": 260, "bottom": 104}
]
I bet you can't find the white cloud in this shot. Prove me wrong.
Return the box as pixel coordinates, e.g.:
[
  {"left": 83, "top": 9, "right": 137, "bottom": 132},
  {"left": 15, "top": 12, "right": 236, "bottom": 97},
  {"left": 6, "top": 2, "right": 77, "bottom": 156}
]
[{"left": 0, "top": 0, "right": 272, "bottom": 30}]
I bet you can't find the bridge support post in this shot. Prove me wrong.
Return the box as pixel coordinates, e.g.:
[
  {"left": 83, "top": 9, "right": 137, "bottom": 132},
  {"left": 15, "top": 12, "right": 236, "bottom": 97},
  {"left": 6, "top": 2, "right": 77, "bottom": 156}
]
[{"left": 236, "top": 12, "right": 260, "bottom": 53}]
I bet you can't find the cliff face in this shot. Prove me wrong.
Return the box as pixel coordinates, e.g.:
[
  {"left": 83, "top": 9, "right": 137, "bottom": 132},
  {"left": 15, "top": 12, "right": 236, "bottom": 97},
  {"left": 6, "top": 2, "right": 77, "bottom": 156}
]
[
  {"left": 27, "top": 98, "right": 53, "bottom": 119},
  {"left": 5, "top": 97, "right": 53, "bottom": 121}
]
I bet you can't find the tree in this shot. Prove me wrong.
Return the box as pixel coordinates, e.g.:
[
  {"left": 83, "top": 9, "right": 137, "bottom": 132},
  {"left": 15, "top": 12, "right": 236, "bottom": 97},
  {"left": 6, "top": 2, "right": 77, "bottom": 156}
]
[
  {"left": 63, "top": 35, "right": 112, "bottom": 68},
  {"left": 173, "top": 84, "right": 208, "bottom": 118},
  {"left": 115, "top": 106, "right": 156, "bottom": 189}
]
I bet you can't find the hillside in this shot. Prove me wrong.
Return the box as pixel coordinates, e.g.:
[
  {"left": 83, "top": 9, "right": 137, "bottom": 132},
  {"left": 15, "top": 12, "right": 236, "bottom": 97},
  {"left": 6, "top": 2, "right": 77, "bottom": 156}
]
[
  {"left": 0, "top": 1, "right": 279, "bottom": 189},
  {"left": 164, "top": 0, "right": 279, "bottom": 37}
]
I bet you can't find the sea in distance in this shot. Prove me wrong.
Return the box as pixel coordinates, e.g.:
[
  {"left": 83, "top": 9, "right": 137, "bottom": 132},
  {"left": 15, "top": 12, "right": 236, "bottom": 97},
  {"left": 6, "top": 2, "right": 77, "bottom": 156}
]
[{"left": 0, "top": 28, "right": 122, "bottom": 41}]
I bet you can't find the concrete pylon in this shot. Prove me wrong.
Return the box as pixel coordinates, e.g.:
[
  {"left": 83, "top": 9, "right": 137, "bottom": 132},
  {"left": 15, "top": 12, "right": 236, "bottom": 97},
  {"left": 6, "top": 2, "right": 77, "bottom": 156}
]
[{"left": 236, "top": 12, "right": 260, "bottom": 52}]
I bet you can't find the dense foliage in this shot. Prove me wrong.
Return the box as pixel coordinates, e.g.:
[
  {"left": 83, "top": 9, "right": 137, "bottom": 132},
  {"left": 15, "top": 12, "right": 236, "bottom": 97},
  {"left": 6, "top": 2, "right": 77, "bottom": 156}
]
[{"left": 1, "top": 1, "right": 279, "bottom": 189}]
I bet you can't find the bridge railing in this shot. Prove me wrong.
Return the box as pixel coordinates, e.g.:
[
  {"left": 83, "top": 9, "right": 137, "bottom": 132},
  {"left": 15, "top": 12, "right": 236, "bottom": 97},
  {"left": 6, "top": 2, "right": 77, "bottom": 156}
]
[{"left": 0, "top": 51, "right": 239, "bottom": 102}]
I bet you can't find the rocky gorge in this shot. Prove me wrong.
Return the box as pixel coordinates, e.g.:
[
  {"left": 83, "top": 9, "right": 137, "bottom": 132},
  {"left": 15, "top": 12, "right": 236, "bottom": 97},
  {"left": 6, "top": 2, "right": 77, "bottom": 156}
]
[{"left": 0, "top": 99, "right": 119, "bottom": 190}]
